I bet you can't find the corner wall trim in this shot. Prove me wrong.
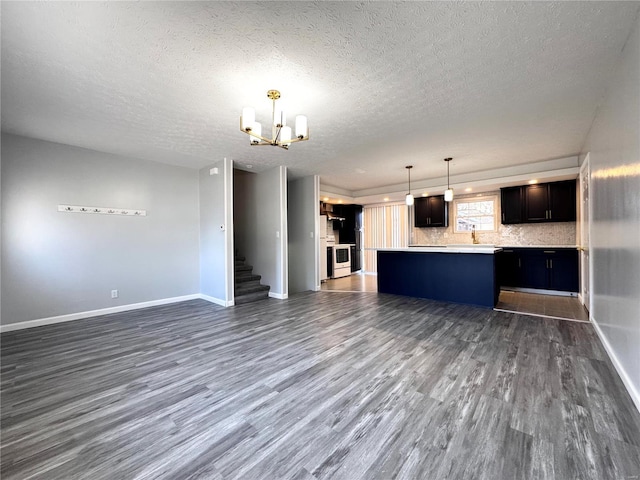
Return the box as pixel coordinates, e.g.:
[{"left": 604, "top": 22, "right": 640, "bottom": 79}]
[
  {"left": 269, "top": 292, "right": 288, "bottom": 300},
  {"left": 0, "top": 294, "right": 213, "bottom": 333},
  {"left": 591, "top": 317, "right": 640, "bottom": 414},
  {"left": 199, "top": 294, "right": 234, "bottom": 307}
]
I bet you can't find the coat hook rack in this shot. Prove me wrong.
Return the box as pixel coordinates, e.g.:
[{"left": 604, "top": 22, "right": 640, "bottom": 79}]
[{"left": 58, "top": 205, "right": 147, "bottom": 217}]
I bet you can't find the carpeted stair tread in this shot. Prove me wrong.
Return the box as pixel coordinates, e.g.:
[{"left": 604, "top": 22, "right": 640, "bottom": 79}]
[
  {"left": 234, "top": 290, "right": 270, "bottom": 305},
  {"left": 235, "top": 283, "right": 271, "bottom": 295},
  {"left": 235, "top": 274, "right": 261, "bottom": 284}
]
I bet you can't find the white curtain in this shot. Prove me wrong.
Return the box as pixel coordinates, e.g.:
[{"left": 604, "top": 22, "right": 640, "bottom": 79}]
[{"left": 363, "top": 202, "right": 409, "bottom": 273}]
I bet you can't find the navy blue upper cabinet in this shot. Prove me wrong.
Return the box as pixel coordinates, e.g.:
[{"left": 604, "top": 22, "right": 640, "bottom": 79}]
[
  {"left": 524, "top": 184, "right": 549, "bottom": 222},
  {"left": 415, "top": 195, "right": 448, "bottom": 228},
  {"left": 500, "top": 187, "right": 524, "bottom": 224},
  {"left": 547, "top": 181, "right": 577, "bottom": 222},
  {"left": 524, "top": 180, "right": 576, "bottom": 223},
  {"left": 501, "top": 180, "right": 576, "bottom": 224}
]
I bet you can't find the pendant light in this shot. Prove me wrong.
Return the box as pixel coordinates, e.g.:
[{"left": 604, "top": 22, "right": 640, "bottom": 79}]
[
  {"left": 444, "top": 157, "right": 453, "bottom": 202},
  {"left": 405, "top": 165, "right": 414, "bottom": 206}
]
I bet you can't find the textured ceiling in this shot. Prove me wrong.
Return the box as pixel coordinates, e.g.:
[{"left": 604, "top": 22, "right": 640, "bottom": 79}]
[{"left": 2, "top": 1, "right": 639, "bottom": 194}]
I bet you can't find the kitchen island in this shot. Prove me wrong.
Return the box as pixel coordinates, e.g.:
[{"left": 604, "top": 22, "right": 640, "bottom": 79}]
[{"left": 377, "top": 246, "right": 503, "bottom": 308}]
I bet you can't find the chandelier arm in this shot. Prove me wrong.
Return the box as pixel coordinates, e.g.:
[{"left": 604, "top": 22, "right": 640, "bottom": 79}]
[
  {"left": 273, "top": 125, "right": 282, "bottom": 145},
  {"left": 281, "top": 134, "right": 309, "bottom": 145},
  {"left": 240, "top": 127, "right": 309, "bottom": 145},
  {"left": 238, "top": 127, "right": 273, "bottom": 144}
]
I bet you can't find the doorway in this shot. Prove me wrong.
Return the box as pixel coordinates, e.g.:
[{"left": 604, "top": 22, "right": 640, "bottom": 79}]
[{"left": 580, "top": 155, "right": 591, "bottom": 317}]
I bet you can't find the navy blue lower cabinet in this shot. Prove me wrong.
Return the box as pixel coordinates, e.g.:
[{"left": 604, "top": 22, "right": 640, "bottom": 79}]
[
  {"left": 497, "top": 249, "right": 523, "bottom": 287},
  {"left": 496, "top": 247, "right": 579, "bottom": 293},
  {"left": 548, "top": 250, "right": 579, "bottom": 291},
  {"left": 377, "top": 250, "right": 499, "bottom": 308},
  {"left": 521, "top": 250, "right": 548, "bottom": 289}
]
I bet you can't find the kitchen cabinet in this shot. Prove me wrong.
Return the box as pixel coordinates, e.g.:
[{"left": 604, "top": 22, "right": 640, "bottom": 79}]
[
  {"left": 415, "top": 195, "right": 448, "bottom": 227},
  {"left": 332, "top": 204, "right": 362, "bottom": 244},
  {"left": 524, "top": 180, "right": 576, "bottom": 223},
  {"left": 500, "top": 187, "right": 524, "bottom": 224},
  {"left": 497, "top": 248, "right": 579, "bottom": 292},
  {"left": 500, "top": 180, "right": 576, "bottom": 224},
  {"left": 496, "top": 249, "right": 523, "bottom": 287},
  {"left": 350, "top": 245, "right": 361, "bottom": 272}
]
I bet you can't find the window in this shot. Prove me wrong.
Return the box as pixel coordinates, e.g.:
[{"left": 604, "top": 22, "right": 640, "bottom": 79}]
[
  {"left": 454, "top": 196, "right": 497, "bottom": 233},
  {"left": 363, "top": 202, "right": 408, "bottom": 273}
]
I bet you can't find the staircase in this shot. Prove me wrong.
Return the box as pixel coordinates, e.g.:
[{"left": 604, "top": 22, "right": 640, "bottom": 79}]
[{"left": 234, "top": 256, "right": 270, "bottom": 305}]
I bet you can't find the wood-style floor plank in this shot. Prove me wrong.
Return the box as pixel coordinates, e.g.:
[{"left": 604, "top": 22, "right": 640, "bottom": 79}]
[{"left": 2, "top": 292, "right": 639, "bottom": 479}]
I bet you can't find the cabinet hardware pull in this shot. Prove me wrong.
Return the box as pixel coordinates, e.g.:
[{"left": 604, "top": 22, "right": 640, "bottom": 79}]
[
  {"left": 518, "top": 259, "right": 521, "bottom": 268},
  {"left": 549, "top": 210, "right": 552, "bottom": 219},
  {"left": 504, "top": 249, "right": 513, "bottom": 252},
  {"left": 546, "top": 259, "right": 549, "bottom": 268},
  {"left": 502, "top": 213, "right": 505, "bottom": 222},
  {"left": 543, "top": 250, "right": 555, "bottom": 254},
  {"left": 550, "top": 259, "right": 553, "bottom": 268}
]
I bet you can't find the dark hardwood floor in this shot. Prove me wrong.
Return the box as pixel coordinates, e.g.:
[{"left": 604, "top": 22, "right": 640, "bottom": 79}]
[{"left": 2, "top": 292, "right": 639, "bottom": 479}]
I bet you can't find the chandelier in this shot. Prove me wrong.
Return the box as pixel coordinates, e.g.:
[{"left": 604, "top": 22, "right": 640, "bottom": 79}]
[{"left": 240, "top": 90, "right": 309, "bottom": 150}]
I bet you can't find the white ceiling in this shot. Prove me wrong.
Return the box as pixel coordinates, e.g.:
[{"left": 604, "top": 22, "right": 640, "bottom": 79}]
[{"left": 2, "top": 1, "right": 639, "bottom": 196}]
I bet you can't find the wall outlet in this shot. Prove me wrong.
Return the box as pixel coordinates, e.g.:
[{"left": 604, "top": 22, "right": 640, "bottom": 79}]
[{"left": 111, "top": 289, "right": 118, "bottom": 299}]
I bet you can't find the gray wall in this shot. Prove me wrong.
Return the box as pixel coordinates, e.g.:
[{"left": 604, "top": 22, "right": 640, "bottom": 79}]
[
  {"left": 580, "top": 16, "right": 640, "bottom": 408},
  {"left": 199, "top": 158, "right": 234, "bottom": 304},
  {"left": 233, "top": 166, "right": 288, "bottom": 297},
  {"left": 1, "top": 133, "right": 200, "bottom": 325},
  {"left": 287, "top": 176, "right": 319, "bottom": 293}
]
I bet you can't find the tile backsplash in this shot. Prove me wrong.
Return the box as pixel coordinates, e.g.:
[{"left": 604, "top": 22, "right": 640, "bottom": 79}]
[{"left": 412, "top": 191, "right": 576, "bottom": 246}]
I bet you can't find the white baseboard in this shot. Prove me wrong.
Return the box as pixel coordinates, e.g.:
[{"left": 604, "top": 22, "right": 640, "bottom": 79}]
[
  {"left": 591, "top": 317, "right": 640, "bottom": 414},
  {"left": 269, "top": 292, "right": 288, "bottom": 300},
  {"left": 502, "top": 287, "right": 577, "bottom": 297},
  {"left": 0, "top": 293, "right": 228, "bottom": 333},
  {"left": 199, "top": 294, "right": 233, "bottom": 307}
]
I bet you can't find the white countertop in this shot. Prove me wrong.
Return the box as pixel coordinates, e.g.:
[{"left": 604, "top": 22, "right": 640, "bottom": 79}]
[
  {"left": 410, "top": 244, "right": 577, "bottom": 249},
  {"left": 380, "top": 246, "right": 502, "bottom": 254},
  {"left": 498, "top": 245, "right": 578, "bottom": 249}
]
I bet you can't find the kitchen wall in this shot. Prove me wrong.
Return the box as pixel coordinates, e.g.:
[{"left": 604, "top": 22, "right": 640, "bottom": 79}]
[
  {"left": 326, "top": 218, "right": 339, "bottom": 243},
  {"left": 579, "top": 14, "right": 640, "bottom": 410},
  {"left": 1, "top": 133, "right": 200, "bottom": 325},
  {"left": 412, "top": 190, "right": 576, "bottom": 246}
]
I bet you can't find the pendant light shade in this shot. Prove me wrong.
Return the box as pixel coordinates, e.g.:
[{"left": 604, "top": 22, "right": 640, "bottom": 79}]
[
  {"left": 406, "top": 193, "right": 414, "bottom": 206},
  {"left": 280, "top": 126, "right": 292, "bottom": 147},
  {"left": 444, "top": 188, "right": 454, "bottom": 202},
  {"left": 444, "top": 157, "right": 453, "bottom": 202},
  {"left": 295, "top": 115, "right": 308, "bottom": 139},
  {"left": 405, "top": 166, "right": 414, "bottom": 206},
  {"left": 249, "top": 122, "right": 262, "bottom": 144},
  {"left": 241, "top": 107, "right": 255, "bottom": 132}
]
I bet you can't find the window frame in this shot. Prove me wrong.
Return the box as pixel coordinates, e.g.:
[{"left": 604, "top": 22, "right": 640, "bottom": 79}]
[{"left": 452, "top": 195, "right": 498, "bottom": 233}]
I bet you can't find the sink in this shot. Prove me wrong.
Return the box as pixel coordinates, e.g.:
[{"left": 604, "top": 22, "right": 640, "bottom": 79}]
[{"left": 447, "top": 244, "right": 495, "bottom": 248}]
